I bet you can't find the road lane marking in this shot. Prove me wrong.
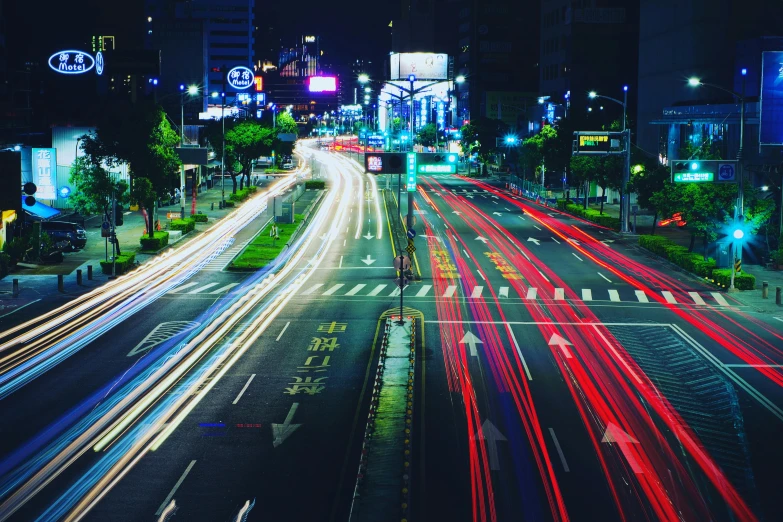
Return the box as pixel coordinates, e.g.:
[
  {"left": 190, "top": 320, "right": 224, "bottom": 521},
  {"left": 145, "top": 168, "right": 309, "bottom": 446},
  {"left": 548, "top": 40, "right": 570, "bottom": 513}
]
[
  {"left": 499, "top": 287, "right": 509, "bottom": 298},
  {"left": 345, "top": 284, "right": 367, "bottom": 296},
  {"left": 635, "top": 290, "right": 649, "bottom": 303},
  {"left": 368, "top": 284, "right": 387, "bottom": 296},
  {"left": 526, "top": 287, "right": 537, "bottom": 300},
  {"left": 537, "top": 270, "right": 550, "bottom": 283},
  {"left": 208, "top": 283, "right": 240, "bottom": 294},
  {"left": 187, "top": 282, "right": 220, "bottom": 294},
  {"left": 339, "top": 256, "right": 343, "bottom": 268},
  {"left": 724, "top": 364, "right": 783, "bottom": 367},
  {"left": 608, "top": 290, "right": 621, "bottom": 302},
  {"left": 463, "top": 249, "right": 470, "bottom": 258},
  {"left": 302, "top": 283, "right": 324, "bottom": 295},
  {"left": 471, "top": 286, "right": 484, "bottom": 298},
  {"left": 443, "top": 285, "right": 458, "bottom": 298},
  {"left": 554, "top": 288, "right": 565, "bottom": 300},
  {"left": 276, "top": 322, "right": 291, "bottom": 341},
  {"left": 572, "top": 253, "right": 582, "bottom": 262},
  {"left": 597, "top": 272, "right": 612, "bottom": 283},
  {"left": 582, "top": 289, "right": 592, "bottom": 301},
  {"left": 711, "top": 292, "right": 730, "bottom": 306},
  {"left": 477, "top": 270, "right": 486, "bottom": 281},
  {"left": 323, "top": 284, "right": 345, "bottom": 295},
  {"left": 0, "top": 299, "right": 41, "bottom": 319},
  {"left": 688, "top": 292, "right": 706, "bottom": 305},
  {"left": 232, "top": 374, "right": 256, "bottom": 404},
  {"left": 548, "top": 428, "right": 570, "bottom": 472},
  {"left": 506, "top": 324, "right": 532, "bottom": 380},
  {"left": 416, "top": 285, "right": 432, "bottom": 297},
  {"left": 169, "top": 282, "right": 199, "bottom": 293},
  {"left": 551, "top": 237, "right": 560, "bottom": 244},
  {"left": 661, "top": 291, "right": 677, "bottom": 304},
  {"left": 533, "top": 225, "right": 542, "bottom": 231},
  {"left": 155, "top": 460, "right": 197, "bottom": 516},
  {"left": 343, "top": 239, "right": 346, "bottom": 247}
]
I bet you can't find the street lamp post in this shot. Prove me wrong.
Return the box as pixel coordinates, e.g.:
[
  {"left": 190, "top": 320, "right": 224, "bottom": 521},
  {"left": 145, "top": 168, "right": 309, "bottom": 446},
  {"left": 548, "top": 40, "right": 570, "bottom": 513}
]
[{"left": 179, "top": 84, "right": 199, "bottom": 219}]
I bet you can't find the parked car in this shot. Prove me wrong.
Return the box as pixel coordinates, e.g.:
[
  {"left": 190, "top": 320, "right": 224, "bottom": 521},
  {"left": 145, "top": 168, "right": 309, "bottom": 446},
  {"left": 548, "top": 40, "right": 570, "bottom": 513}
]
[
  {"left": 282, "top": 161, "right": 295, "bottom": 170},
  {"left": 41, "top": 221, "right": 88, "bottom": 250}
]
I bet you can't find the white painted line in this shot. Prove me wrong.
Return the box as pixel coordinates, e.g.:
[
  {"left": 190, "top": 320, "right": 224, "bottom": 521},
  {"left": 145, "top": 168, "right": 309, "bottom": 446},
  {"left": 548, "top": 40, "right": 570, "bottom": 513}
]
[
  {"left": 661, "top": 291, "right": 677, "bottom": 304},
  {"left": 187, "top": 282, "right": 220, "bottom": 294},
  {"left": 416, "top": 285, "right": 432, "bottom": 297},
  {"left": 597, "top": 272, "right": 612, "bottom": 283},
  {"left": 276, "top": 322, "right": 291, "bottom": 341},
  {"left": 591, "top": 325, "right": 643, "bottom": 384},
  {"left": 322, "top": 284, "right": 345, "bottom": 296},
  {"left": 554, "top": 288, "right": 565, "bottom": 300},
  {"left": 773, "top": 317, "right": 783, "bottom": 323},
  {"left": 537, "top": 270, "right": 550, "bottom": 283},
  {"left": 343, "top": 239, "right": 346, "bottom": 247},
  {"left": 533, "top": 225, "right": 542, "bottom": 231},
  {"left": 443, "top": 285, "right": 458, "bottom": 298},
  {"left": 526, "top": 287, "right": 537, "bottom": 300},
  {"left": 0, "top": 299, "right": 41, "bottom": 319},
  {"left": 477, "top": 270, "right": 486, "bottom": 281},
  {"left": 339, "top": 256, "right": 343, "bottom": 268},
  {"left": 551, "top": 237, "right": 560, "bottom": 244},
  {"left": 499, "top": 287, "right": 509, "bottom": 298},
  {"left": 169, "top": 282, "right": 199, "bottom": 293},
  {"left": 635, "top": 290, "right": 649, "bottom": 303},
  {"left": 724, "top": 364, "right": 783, "bottom": 368},
  {"left": 301, "top": 283, "right": 324, "bottom": 295},
  {"left": 345, "top": 284, "right": 367, "bottom": 296},
  {"left": 608, "top": 290, "right": 621, "bottom": 302},
  {"left": 232, "top": 374, "right": 256, "bottom": 404},
  {"left": 711, "top": 292, "right": 730, "bottom": 307},
  {"left": 548, "top": 428, "right": 570, "bottom": 472},
  {"left": 506, "top": 324, "right": 532, "bottom": 381},
  {"left": 582, "top": 289, "right": 593, "bottom": 301},
  {"left": 572, "top": 253, "right": 583, "bottom": 262},
  {"left": 463, "top": 249, "right": 470, "bottom": 258},
  {"left": 368, "top": 284, "right": 387, "bottom": 296},
  {"left": 471, "top": 286, "right": 484, "bottom": 298},
  {"left": 208, "top": 283, "right": 240, "bottom": 294},
  {"left": 155, "top": 460, "right": 197, "bottom": 516},
  {"left": 688, "top": 292, "right": 706, "bottom": 305}
]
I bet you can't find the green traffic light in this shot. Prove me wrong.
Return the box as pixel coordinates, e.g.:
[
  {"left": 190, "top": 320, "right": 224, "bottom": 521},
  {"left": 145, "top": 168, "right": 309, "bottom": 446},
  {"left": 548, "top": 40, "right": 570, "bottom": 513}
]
[{"left": 733, "top": 229, "right": 744, "bottom": 240}]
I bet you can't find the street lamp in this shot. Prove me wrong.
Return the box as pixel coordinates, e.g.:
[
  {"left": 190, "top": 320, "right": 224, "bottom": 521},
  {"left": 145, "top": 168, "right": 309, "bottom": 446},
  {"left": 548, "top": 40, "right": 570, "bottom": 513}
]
[
  {"left": 587, "top": 86, "right": 631, "bottom": 232},
  {"left": 180, "top": 84, "right": 199, "bottom": 218}
]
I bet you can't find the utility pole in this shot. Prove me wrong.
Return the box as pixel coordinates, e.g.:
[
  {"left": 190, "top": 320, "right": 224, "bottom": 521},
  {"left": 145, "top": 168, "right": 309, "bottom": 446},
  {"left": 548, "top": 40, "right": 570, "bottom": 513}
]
[{"left": 110, "top": 190, "right": 117, "bottom": 279}]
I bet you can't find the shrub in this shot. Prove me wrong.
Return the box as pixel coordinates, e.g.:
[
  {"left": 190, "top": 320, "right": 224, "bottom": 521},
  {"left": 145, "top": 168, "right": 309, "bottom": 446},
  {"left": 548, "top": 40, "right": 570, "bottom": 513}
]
[
  {"left": 192, "top": 213, "right": 208, "bottom": 223},
  {"left": 224, "top": 201, "right": 235, "bottom": 208},
  {"left": 170, "top": 218, "right": 195, "bottom": 233},
  {"left": 228, "top": 187, "right": 255, "bottom": 202},
  {"left": 100, "top": 253, "right": 136, "bottom": 275},
  {"left": 556, "top": 200, "right": 621, "bottom": 230},
  {"left": 305, "top": 180, "right": 325, "bottom": 190},
  {"left": 140, "top": 231, "right": 170, "bottom": 251},
  {"left": 712, "top": 269, "right": 755, "bottom": 290},
  {"left": 639, "top": 234, "right": 721, "bottom": 280}
]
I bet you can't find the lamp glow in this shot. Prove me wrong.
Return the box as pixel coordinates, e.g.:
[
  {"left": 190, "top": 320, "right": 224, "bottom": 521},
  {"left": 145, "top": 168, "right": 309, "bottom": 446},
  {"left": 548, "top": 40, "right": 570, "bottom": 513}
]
[
  {"left": 187, "top": 85, "right": 198, "bottom": 95},
  {"left": 455, "top": 75, "right": 465, "bottom": 84},
  {"left": 688, "top": 77, "right": 701, "bottom": 86},
  {"left": 733, "top": 229, "right": 744, "bottom": 240},
  {"left": 588, "top": 91, "right": 597, "bottom": 98},
  {"left": 358, "top": 74, "right": 369, "bottom": 84}
]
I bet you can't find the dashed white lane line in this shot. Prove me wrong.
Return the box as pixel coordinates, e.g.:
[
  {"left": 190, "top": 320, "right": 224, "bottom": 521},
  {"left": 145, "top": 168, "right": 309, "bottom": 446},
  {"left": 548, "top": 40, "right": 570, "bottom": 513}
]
[{"left": 597, "top": 272, "right": 612, "bottom": 283}]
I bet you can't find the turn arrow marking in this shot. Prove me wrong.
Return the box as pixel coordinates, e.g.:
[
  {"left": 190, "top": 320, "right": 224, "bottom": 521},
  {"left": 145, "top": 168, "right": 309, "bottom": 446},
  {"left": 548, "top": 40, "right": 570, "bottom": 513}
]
[
  {"left": 602, "top": 423, "right": 643, "bottom": 473},
  {"left": 476, "top": 236, "right": 489, "bottom": 243},
  {"left": 566, "top": 238, "right": 581, "bottom": 246},
  {"left": 459, "top": 331, "right": 483, "bottom": 357},
  {"left": 363, "top": 233, "right": 375, "bottom": 240},
  {"left": 453, "top": 211, "right": 463, "bottom": 216},
  {"left": 361, "top": 255, "right": 376, "bottom": 265},
  {"left": 527, "top": 237, "right": 541, "bottom": 246},
  {"left": 493, "top": 212, "right": 502, "bottom": 216},
  {"left": 548, "top": 333, "right": 573, "bottom": 358},
  {"left": 272, "top": 403, "right": 302, "bottom": 448},
  {"left": 471, "top": 420, "right": 507, "bottom": 470}
]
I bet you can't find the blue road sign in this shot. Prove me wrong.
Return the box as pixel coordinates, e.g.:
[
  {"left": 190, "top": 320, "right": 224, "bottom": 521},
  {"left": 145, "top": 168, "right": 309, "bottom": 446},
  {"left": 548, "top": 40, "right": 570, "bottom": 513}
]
[
  {"left": 407, "top": 228, "right": 416, "bottom": 239},
  {"left": 718, "top": 163, "right": 736, "bottom": 182}
]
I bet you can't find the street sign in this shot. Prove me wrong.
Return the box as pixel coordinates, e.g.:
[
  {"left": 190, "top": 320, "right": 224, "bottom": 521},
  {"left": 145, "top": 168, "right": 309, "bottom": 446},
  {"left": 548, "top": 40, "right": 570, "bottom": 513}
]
[
  {"left": 670, "top": 160, "right": 738, "bottom": 183},
  {"left": 407, "top": 228, "right": 416, "bottom": 239},
  {"left": 572, "top": 131, "right": 625, "bottom": 155},
  {"left": 406, "top": 153, "right": 417, "bottom": 192},
  {"left": 718, "top": 163, "right": 736, "bottom": 182},
  {"left": 101, "top": 221, "right": 110, "bottom": 238},
  {"left": 364, "top": 152, "right": 406, "bottom": 174},
  {"left": 406, "top": 244, "right": 416, "bottom": 255},
  {"left": 674, "top": 171, "right": 713, "bottom": 183},
  {"left": 394, "top": 255, "right": 411, "bottom": 270}
]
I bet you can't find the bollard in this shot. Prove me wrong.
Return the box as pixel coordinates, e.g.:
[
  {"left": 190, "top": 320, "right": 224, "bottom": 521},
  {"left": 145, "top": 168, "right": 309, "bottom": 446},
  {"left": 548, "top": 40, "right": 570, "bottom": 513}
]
[
  {"left": 87, "top": 265, "right": 93, "bottom": 280},
  {"left": 762, "top": 281, "right": 769, "bottom": 299},
  {"left": 76, "top": 269, "right": 82, "bottom": 285},
  {"left": 777, "top": 287, "right": 782, "bottom": 306},
  {"left": 12, "top": 279, "right": 19, "bottom": 297},
  {"left": 57, "top": 274, "right": 64, "bottom": 293},
  {"left": 211, "top": 202, "right": 214, "bottom": 211}
]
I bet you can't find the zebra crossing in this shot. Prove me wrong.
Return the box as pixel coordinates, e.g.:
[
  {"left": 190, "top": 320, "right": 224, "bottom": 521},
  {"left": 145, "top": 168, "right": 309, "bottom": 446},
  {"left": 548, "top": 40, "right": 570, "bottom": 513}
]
[
  {"left": 166, "top": 281, "right": 240, "bottom": 296},
  {"left": 202, "top": 237, "right": 244, "bottom": 271},
  {"left": 295, "top": 282, "right": 733, "bottom": 307}
]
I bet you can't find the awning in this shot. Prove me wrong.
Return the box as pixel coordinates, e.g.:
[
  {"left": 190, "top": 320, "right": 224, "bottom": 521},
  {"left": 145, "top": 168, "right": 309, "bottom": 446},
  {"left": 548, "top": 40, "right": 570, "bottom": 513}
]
[{"left": 22, "top": 197, "right": 62, "bottom": 220}]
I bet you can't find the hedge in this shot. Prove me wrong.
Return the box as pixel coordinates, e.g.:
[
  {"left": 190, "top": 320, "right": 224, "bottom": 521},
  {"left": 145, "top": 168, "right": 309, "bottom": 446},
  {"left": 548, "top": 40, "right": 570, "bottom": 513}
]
[
  {"left": 192, "top": 213, "right": 208, "bottom": 223},
  {"left": 100, "top": 253, "right": 136, "bottom": 275},
  {"left": 224, "top": 201, "right": 235, "bottom": 208},
  {"left": 228, "top": 186, "right": 258, "bottom": 202},
  {"left": 140, "top": 231, "right": 170, "bottom": 251},
  {"left": 712, "top": 269, "right": 756, "bottom": 290},
  {"left": 170, "top": 218, "right": 196, "bottom": 233},
  {"left": 556, "top": 200, "right": 621, "bottom": 230},
  {"left": 305, "top": 180, "right": 325, "bottom": 190}
]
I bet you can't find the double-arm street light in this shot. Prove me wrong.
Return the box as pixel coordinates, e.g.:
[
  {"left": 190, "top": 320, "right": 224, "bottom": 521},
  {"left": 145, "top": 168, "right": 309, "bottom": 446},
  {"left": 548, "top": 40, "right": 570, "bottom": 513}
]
[
  {"left": 588, "top": 86, "right": 631, "bottom": 233},
  {"left": 179, "top": 84, "right": 199, "bottom": 218}
]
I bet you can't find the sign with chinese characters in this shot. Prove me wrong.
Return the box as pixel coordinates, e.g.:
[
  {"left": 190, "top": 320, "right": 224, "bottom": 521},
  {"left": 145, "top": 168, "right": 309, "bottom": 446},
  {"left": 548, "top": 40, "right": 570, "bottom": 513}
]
[
  {"left": 418, "top": 164, "right": 456, "bottom": 174},
  {"left": 406, "top": 153, "right": 417, "bottom": 192},
  {"left": 95, "top": 51, "right": 104, "bottom": 75},
  {"left": 227, "top": 66, "right": 254, "bottom": 90},
  {"left": 254, "top": 76, "right": 263, "bottom": 92},
  {"left": 31, "top": 148, "right": 57, "bottom": 200},
  {"left": 367, "top": 156, "right": 383, "bottom": 172},
  {"left": 364, "top": 153, "right": 405, "bottom": 174},
  {"left": 48, "top": 50, "right": 95, "bottom": 75},
  {"left": 673, "top": 171, "right": 714, "bottom": 183},
  {"left": 572, "top": 131, "right": 625, "bottom": 155}
]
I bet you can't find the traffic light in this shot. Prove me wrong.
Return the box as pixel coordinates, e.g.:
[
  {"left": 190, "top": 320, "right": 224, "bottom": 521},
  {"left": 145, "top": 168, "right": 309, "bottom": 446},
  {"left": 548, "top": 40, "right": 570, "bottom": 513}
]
[
  {"left": 416, "top": 153, "right": 458, "bottom": 174},
  {"left": 671, "top": 160, "right": 714, "bottom": 183},
  {"left": 732, "top": 215, "right": 745, "bottom": 240},
  {"left": 114, "top": 202, "right": 124, "bottom": 226},
  {"left": 23, "top": 182, "right": 37, "bottom": 207}
]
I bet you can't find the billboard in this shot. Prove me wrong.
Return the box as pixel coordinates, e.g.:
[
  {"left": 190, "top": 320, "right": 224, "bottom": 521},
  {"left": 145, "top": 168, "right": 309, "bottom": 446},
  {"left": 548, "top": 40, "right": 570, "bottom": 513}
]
[
  {"left": 227, "top": 66, "right": 254, "bottom": 90},
  {"left": 760, "top": 51, "right": 783, "bottom": 146},
  {"left": 390, "top": 53, "right": 448, "bottom": 80},
  {"left": 308, "top": 76, "right": 337, "bottom": 93},
  {"left": 31, "top": 148, "right": 57, "bottom": 200},
  {"left": 364, "top": 153, "right": 406, "bottom": 174}
]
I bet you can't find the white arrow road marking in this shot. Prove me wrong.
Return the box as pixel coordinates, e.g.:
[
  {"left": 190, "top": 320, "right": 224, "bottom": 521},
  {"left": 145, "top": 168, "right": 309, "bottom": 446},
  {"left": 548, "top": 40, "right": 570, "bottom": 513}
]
[
  {"left": 363, "top": 233, "right": 375, "bottom": 240},
  {"left": 566, "top": 238, "right": 581, "bottom": 246},
  {"left": 459, "top": 331, "right": 483, "bottom": 356},
  {"left": 476, "top": 236, "right": 489, "bottom": 243},
  {"left": 453, "top": 210, "right": 463, "bottom": 215},
  {"left": 527, "top": 237, "right": 541, "bottom": 245},
  {"left": 361, "top": 255, "right": 376, "bottom": 265},
  {"left": 493, "top": 212, "right": 502, "bottom": 216},
  {"left": 272, "top": 403, "right": 302, "bottom": 448},
  {"left": 602, "top": 423, "right": 642, "bottom": 473},
  {"left": 548, "top": 333, "right": 573, "bottom": 358},
  {"left": 128, "top": 321, "right": 201, "bottom": 357},
  {"left": 472, "top": 420, "right": 507, "bottom": 470}
]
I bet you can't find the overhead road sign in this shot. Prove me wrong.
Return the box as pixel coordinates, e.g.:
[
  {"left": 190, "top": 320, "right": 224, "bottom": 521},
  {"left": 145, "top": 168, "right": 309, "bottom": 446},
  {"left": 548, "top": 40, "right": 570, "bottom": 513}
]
[
  {"left": 670, "top": 160, "right": 738, "bottom": 183},
  {"left": 572, "top": 131, "right": 626, "bottom": 155}
]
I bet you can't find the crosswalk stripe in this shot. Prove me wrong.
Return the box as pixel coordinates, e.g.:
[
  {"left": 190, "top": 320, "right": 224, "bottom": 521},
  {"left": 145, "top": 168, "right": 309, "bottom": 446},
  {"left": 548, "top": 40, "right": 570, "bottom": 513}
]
[
  {"left": 443, "top": 285, "right": 457, "bottom": 298},
  {"left": 581, "top": 289, "right": 592, "bottom": 301},
  {"left": 301, "top": 283, "right": 324, "bottom": 295},
  {"left": 608, "top": 289, "right": 621, "bottom": 302},
  {"left": 635, "top": 290, "right": 649, "bottom": 303},
  {"left": 499, "top": 287, "right": 509, "bottom": 298},
  {"left": 368, "top": 284, "right": 387, "bottom": 296},
  {"left": 554, "top": 288, "right": 565, "bottom": 300},
  {"left": 688, "top": 291, "right": 706, "bottom": 305},
  {"left": 208, "top": 283, "right": 240, "bottom": 294},
  {"left": 323, "top": 284, "right": 345, "bottom": 296},
  {"left": 711, "top": 292, "right": 730, "bottom": 306},
  {"left": 187, "top": 282, "right": 220, "bottom": 294},
  {"left": 169, "top": 282, "right": 199, "bottom": 293},
  {"left": 416, "top": 285, "right": 432, "bottom": 297},
  {"left": 661, "top": 291, "right": 677, "bottom": 304},
  {"left": 471, "top": 286, "right": 484, "bottom": 298},
  {"left": 345, "top": 284, "right": 367, "bottom": 296},
  {"left": 390, "top": 286, "right": 409, "bottom": 297},
  {"left": 526, "top": 287, "right": 537, "bottom": 300}
]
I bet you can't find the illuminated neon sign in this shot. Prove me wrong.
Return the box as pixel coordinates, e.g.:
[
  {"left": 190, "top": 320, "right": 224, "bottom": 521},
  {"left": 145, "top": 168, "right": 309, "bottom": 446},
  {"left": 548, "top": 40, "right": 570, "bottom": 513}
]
[
  {"left": 48, "top": 50, "right": 95, "bottom": 75},
  {"left": 96, "top": 51, "right": 104, "bottom": 75},
  {"left": 308, "top": 76, "right": 337, "bottom": 93},
  {"left": 418, "top": 164, "right": 456, "bottom": 174},
  {"left": 673, "top": 172, "right": 714, "bottom": 183},
  {"left": 227, "top": 66, "right": 254, "bottom": 90}
]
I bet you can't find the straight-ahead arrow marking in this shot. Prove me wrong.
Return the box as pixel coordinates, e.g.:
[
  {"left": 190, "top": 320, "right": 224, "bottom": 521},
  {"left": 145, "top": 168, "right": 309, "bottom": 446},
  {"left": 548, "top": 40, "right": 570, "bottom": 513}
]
[
  {"left": 548, "top": 333, "right": 573, "bottom": 358},
  {"left": 471, "top": 420, "right": 507, "bottom": 470},
  {"left": 459, "top": 331, "right": 483, "bottom": 357},
  {"left": 361, "top": 255, "right": 376, "bottom": 265},
  {"left": 602, "top": 423, "right": 642, "bottom": 473},
  {"left": 363, "top": 233, "right": 375, "bottom": 240},
  {"left": 272, "top": 403, "right": 302, "bottom": 448}
]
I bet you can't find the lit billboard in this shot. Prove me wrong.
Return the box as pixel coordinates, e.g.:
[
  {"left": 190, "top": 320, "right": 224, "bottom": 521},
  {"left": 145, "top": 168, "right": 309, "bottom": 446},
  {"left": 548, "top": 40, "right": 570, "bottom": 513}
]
[
  {"left": 760, "top": 51, "right": 783, "bottom": 146},
  {"left": 390, "top": 53, "right": 448, "bottom": 80},
  {"left": 31, "top": 148, "right": 57, "bottom": 200},
  {"left": 308, "top": 76, "right": 337, "bottom": 93}
]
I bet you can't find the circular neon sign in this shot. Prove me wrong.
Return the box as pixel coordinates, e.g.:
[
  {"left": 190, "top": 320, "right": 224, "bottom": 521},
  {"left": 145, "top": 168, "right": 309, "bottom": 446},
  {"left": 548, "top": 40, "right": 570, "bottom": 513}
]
[
  {"left": 48, "top": 50, "right": 95, "bottom": 75},
  {"left": 96, "top": 51, "right": 104, "bottom": 76},
  {"left": 227, "top": 66, "right": 254, "bottom": 90}
]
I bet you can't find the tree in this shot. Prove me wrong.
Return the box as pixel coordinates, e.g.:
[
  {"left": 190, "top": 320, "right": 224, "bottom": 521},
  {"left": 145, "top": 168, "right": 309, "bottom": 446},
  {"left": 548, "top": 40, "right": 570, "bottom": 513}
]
[
  {"left": 225, "top": 121, "right": 275, "bottom": 192},
  {"left": 569, "top": 155, "right": 600, "bottom": 209},
  {"left": 205, "top": 116, "right": 239, "bottom": 180},
  {"left": 131, "top": 178, "right": 157, "bottom": 238},
  {"left": 460, "top": 118, "right": 507, "bottom": 175},
  {"left": 521, "top": 125, "right": 560, "bottom": 186},
  {"left": 391, "top": 117, "right": 403, "bottom": 133},
  {"left": 632, "top": 164, "right": 670, "bottom": 234},
  {"left": 276, "top": 111, "right": 299, "bottom": 135},
  {"left": 68, "top": 156, "right": 129, "bottom": 217},
  {"left": 417, "top": 123, "right": 437, "bottom": 147}
]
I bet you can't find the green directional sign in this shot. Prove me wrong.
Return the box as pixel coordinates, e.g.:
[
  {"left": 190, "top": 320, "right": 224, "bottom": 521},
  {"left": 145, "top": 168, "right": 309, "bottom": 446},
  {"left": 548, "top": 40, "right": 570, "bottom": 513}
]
[
  {"left": 673, "top": 171, "right": 714, "bottom": 183},
  {"left": 418, "top": 164, "right": 456, "bottom": 174}
]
